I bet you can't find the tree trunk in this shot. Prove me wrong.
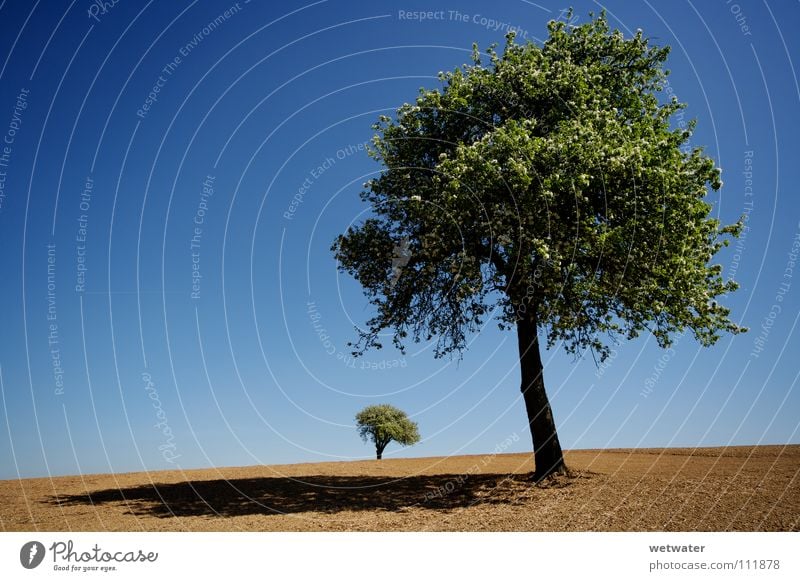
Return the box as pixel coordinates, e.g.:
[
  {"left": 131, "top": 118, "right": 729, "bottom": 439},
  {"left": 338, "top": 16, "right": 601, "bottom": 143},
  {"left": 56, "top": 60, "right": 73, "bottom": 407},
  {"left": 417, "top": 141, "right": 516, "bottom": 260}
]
[
  {"left": 516, "top": 307, "right": 568, "bottom": 480},
  {"left": 376, "top": 451, "right": 382, "bottom": 460}
]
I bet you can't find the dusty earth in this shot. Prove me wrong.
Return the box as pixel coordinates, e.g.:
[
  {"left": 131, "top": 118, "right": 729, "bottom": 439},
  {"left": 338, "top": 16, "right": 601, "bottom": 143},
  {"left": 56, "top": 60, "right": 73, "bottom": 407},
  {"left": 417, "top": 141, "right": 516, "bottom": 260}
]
[{"left": 1, "top": 446, "right": 798, "bottom": 531}]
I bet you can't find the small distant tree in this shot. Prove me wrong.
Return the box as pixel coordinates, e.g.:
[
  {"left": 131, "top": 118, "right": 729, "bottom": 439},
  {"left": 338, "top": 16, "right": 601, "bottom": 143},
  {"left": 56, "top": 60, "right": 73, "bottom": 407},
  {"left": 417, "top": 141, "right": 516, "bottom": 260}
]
[{"left": 355, "top": 404, "right": 421, "bottom": 459}]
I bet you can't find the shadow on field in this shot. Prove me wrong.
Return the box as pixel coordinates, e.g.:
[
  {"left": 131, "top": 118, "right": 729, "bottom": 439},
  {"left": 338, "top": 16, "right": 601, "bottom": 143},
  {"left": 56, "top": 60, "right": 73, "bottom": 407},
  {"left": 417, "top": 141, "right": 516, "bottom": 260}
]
[{"left": 45, "top": 473, "right": 554, "bottom": 518}]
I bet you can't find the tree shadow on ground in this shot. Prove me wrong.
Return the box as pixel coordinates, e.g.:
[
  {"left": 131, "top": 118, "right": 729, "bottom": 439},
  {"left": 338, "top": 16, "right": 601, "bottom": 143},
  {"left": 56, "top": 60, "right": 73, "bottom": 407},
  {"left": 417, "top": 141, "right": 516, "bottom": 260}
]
[{"left": 45, "top": 472, "right": 582, "bottom": 518}]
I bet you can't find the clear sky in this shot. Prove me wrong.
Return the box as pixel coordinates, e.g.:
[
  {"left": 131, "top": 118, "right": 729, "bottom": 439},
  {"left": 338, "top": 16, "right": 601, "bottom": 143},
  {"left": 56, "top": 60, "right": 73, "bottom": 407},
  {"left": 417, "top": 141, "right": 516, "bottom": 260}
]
[{"left": 0, "top": 0, "right": 798, "bottom": 479}]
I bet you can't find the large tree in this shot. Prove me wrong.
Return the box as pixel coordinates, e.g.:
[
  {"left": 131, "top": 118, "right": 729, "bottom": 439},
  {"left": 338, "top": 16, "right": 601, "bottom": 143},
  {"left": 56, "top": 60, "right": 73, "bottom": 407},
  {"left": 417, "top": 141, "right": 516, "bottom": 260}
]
[{"left": 333, "top": 14, "right": 744, "bottom": 480}]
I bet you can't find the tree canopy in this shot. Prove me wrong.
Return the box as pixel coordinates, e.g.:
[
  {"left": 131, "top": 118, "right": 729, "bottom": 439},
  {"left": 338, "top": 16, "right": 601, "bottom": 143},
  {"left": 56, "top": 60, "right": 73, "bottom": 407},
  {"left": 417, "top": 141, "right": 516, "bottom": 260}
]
[{"left": 334, "top": 14, "right": 744, "bottom": 360}]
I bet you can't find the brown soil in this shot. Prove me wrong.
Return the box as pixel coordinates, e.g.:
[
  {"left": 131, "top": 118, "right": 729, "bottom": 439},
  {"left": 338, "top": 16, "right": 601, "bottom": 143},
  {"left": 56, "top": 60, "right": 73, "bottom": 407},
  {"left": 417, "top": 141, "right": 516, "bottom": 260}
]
[{"left": 2, "top": 446, "right": 798, "bottom": 531}]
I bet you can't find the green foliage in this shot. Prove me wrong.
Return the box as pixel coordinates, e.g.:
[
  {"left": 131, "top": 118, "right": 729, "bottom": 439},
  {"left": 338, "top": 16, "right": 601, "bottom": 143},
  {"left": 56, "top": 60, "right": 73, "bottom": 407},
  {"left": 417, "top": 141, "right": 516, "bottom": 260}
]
[
  {"left": 355, "top": 404, "right": 421, "bottom": 456},
  {"left": 333, "top": 12, "right": 745, "bottom": 362}
]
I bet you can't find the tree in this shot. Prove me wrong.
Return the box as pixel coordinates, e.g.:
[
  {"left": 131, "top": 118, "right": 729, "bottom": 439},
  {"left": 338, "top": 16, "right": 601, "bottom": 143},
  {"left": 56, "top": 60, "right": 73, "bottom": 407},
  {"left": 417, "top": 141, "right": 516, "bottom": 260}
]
[
  {"left": 355, "top": 404, "right": 421, "bottom": 460},
  {"left": 333, "top": 13, "right": 745, "bottom": 480}
]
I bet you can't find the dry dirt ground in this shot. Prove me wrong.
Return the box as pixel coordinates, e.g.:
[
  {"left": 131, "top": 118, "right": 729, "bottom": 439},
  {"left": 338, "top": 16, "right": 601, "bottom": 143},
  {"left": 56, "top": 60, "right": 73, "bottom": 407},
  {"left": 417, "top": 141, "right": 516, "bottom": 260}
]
[{"left": 2, "top": 446, "right": 798, "bottom": 531}]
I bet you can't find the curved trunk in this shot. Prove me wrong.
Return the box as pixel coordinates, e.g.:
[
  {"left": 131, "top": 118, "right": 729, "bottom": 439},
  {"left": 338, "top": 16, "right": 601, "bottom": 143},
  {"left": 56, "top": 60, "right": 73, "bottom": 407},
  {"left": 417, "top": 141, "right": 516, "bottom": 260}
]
[{"left": 516, "top": 307, "right": 568, "bottom": 480}]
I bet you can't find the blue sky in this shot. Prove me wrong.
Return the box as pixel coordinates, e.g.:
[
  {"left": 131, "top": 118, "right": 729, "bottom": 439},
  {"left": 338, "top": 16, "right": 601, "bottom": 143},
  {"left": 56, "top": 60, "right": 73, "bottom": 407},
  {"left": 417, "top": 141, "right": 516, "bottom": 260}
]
[{"left": 0, "top": 0, "right": 798, "bottom": 479}]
